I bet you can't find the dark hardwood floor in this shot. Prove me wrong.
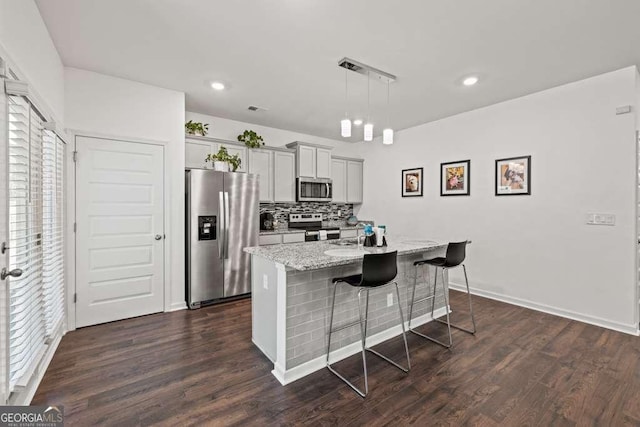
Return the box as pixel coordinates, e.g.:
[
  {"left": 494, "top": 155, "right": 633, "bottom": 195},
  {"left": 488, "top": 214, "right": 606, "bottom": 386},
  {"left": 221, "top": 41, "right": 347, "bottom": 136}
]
[{"left": 33, "top": 291, "right": 640, "bottom": 426}]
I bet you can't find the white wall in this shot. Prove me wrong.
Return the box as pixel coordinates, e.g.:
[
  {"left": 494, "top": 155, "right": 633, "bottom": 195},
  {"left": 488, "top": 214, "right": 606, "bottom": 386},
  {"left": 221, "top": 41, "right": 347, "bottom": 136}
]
[
  {"left": 185, "top": 111, "right": 364, "bottom": 158},
  {"left": 0, "top": 0, "right": 65, "bottom": 124},
  {"left": 358, "top": 67, "right": 639, "bottom": 333},
  {"left": 65, "top": 67, "right": 186, "bottom": 312}
]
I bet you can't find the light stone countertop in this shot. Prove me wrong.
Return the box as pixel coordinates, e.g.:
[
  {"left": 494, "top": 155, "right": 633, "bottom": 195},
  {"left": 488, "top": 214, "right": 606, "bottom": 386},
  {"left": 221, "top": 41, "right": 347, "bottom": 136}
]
[{"left": 244, "top": 238, "right": 446, "bottom": 271}]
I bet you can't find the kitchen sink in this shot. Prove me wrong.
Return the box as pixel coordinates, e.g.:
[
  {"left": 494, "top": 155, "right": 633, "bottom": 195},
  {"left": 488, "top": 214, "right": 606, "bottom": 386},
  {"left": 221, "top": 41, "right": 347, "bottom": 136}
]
[
  {"left": 324, "top": 248, "right": 367, "bottom": 257},
  {"left": 330, "top": 239, "right": 357, "bottom": 246}
]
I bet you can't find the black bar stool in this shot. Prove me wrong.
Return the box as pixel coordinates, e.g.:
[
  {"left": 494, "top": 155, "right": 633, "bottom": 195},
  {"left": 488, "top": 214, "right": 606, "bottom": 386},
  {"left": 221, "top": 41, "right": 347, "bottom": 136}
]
[
  {"left": 408, "top": 241, "right": 476, "bottom": 349},
  {"left": 326, "top": 251, "right": 410, "bottom": 398}
]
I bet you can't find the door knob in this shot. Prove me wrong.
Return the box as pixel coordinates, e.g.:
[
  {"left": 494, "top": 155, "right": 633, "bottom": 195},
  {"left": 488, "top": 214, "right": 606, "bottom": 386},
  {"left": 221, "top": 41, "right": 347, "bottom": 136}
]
[
  {"left": 1, "top": 268, "right": 22, "bottom": 281},
  {"left": 155, "top": 234, "right": 162, "bottom": 240}
]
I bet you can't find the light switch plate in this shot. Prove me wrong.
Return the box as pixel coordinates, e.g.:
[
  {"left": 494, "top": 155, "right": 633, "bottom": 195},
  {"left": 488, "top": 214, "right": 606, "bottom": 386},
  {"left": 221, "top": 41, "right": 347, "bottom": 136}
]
[
  {"left": 387, "top": 293, "right": 393, "bottom": 307},
  {"left": 262, "top": 274, "right": 268, "bottom": 290}
]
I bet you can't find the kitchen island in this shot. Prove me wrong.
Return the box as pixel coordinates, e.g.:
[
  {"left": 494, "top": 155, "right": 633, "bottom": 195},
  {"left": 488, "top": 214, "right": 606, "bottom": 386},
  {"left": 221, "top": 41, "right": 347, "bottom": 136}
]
[{"left": 244, "top": 239, "right": 448, "bottom": 385}]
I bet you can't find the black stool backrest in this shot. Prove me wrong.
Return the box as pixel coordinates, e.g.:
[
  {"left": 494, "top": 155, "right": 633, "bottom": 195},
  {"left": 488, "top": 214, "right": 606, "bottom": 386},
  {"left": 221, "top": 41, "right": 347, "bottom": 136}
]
[
  {"left": 360, "top": 251, "right": 398, "bottom": 287},
  {"left": 444, "top": 241, "right": 468, "bottom": 267}
]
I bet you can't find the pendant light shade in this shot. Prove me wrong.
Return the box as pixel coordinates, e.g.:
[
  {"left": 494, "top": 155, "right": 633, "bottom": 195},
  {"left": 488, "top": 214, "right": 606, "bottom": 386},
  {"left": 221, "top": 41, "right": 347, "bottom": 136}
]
[
  {"left": 341, "top": 118, "right": 352, "bottom": 138},
  {"left": 383, "top": 128, "right": 393, "bottom": 145},
  {"left": 364, "top": 123, "right": 373, "bottom": 141}
]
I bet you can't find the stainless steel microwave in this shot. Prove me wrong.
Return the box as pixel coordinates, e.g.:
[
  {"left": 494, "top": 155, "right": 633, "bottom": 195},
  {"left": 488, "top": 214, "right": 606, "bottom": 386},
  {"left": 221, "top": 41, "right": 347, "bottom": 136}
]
[{"left": 296, "top": 177, "right": 332, "bottom": 202}]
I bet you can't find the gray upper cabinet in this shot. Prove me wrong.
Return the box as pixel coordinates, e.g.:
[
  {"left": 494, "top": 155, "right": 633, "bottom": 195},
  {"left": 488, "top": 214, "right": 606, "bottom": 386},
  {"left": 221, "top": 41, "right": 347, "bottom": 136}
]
[
  {"left": 216, "top": 143, "right": 248, "bottom": 173},
  {"left": 286, "top": 142, "right": 332, "bottom": 178},
  {"left": 248, "top": 148, "right": 274, "bottom": 202},
  {"left": 274, "top": 151, "right": 296, "bottom": 202},
  {"left": 185, "top": 141, "right": 210, "bottom": 169},
  {"left": 297, "top": 145, "right": 316, "bottom": 178},
  {"left": 346, "top": 159, "right": 363, "bottom": 204},
  {"left": 316, "top": 148, "right": 332, "bottom": 178},
  {"left": 331, "top": 158, "right": 347, "bottom": 203},
  {"left": 185, "top": 136, "right": 247, "bottom": 172}
]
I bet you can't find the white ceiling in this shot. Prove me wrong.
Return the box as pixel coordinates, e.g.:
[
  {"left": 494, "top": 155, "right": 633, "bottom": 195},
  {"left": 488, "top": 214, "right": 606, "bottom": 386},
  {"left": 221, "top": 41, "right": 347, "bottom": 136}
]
[{"left": 37, "top": 0, "right": 640, "bottom": 141}]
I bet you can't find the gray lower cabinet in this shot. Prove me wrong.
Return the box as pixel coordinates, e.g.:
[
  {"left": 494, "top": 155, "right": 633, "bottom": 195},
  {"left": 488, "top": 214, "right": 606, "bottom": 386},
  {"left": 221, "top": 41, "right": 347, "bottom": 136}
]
[{"left": 259, "top": 232, "right": 305, "bottom": 245}]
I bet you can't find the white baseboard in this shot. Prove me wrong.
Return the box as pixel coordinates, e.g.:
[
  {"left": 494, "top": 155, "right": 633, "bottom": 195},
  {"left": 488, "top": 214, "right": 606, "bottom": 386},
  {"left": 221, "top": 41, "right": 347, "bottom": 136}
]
[
  {"left": 169, "top": 301, "right": 187, "bottom": 312},
  {"left": 449, "top": 282, "right": 640, "bottom": 336},
  {"left": 271, "top": 306, "right": 449, "bottom": 386}
]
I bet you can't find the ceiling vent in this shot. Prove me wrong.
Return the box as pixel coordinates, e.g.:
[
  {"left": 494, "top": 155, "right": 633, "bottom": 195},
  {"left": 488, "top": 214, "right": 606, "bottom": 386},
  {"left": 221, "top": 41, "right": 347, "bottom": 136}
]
[
  {"left": 338, "top": 57, "right": 396, "bottom": 84},
  {"left": 247, "top": 105, "right": 268, "bottom": 112}
]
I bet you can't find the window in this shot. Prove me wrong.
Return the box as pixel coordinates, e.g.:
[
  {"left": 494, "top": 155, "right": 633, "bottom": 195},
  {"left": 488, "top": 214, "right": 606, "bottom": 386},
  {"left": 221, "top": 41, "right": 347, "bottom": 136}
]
[{"left": 7, "top": 93, "right": 65, "bottom": 392}]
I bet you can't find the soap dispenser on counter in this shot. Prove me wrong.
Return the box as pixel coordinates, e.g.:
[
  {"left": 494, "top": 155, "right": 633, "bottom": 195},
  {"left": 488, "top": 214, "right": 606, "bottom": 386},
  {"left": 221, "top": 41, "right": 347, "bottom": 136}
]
[{"left": 362, "top": 224, "right": 376, "bottom": 247}]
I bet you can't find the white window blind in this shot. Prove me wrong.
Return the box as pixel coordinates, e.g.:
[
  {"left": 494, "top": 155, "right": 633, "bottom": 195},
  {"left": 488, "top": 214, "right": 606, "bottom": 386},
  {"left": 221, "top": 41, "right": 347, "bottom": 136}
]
[
  {"left": 7, "top": 95, "right": 47, "bottom": 391},
  {"left": 42, "top": 130, "right": 65, "bottom": 338}
]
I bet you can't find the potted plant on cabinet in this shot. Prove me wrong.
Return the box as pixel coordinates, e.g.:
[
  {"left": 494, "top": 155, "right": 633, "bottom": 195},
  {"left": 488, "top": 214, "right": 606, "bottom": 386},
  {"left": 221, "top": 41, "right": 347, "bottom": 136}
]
[
  {"left": 185, "top": 120, "right": 209, "bottom": 136},
  {"left": 205, "top": 146, "right": 241, "bottom": 172},
  {"left": 237, "top": 130, "right": 265, "bottom": 148}
]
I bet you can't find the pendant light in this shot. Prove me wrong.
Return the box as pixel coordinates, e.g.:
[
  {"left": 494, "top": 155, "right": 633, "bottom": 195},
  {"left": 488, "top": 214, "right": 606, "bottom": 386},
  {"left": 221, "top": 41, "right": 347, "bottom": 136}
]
[
  {"left": 364, "top": 71, "right": 373, "bottom": 142},
  {"left": 382, "top": 80, "right": 394, "bottom": 145},
  {"left": 340, "top": 68, "right": 351, "bottom": 138}
]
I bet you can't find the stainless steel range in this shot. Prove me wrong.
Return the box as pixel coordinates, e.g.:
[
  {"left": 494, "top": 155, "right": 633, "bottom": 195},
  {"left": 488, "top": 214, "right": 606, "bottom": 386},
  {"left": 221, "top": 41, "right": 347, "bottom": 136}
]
[{"left": 288, "top": 213, "right": 340, "bottom": 241}]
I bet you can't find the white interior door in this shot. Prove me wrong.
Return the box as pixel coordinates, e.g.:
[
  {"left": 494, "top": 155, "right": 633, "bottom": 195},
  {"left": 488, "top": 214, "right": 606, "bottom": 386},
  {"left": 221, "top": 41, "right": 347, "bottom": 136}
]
[{"left": 75, "top": 136, "right": 164, "bottom": 327}]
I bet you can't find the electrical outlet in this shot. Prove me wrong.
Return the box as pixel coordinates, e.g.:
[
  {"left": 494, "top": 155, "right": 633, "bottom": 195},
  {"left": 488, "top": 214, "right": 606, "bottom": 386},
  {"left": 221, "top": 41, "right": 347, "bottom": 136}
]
[
  {"left": 387, "top": 293, "right": 393, "bottom": 307},
  {"left": 586, "top": 213, "right": 616, "bottom": 226},
  {"left": 262, "top": 274, "right": 268, "bottom": 290}
]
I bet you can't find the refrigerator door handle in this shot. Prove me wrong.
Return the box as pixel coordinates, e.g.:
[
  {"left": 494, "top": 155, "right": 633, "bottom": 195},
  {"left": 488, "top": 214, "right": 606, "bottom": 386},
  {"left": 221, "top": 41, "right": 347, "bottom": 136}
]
[
  {"left": 224, "top": 191, "right": 230, "bottom": 258},
  {"left": 218, "top": 191, "right": 224, "bottom": 259}
]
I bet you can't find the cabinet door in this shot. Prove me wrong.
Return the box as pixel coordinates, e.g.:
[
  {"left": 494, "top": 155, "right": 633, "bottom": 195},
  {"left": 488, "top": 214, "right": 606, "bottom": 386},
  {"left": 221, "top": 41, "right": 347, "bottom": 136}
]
[
  {"left": 220, "top": 144, "right": 248, "bottom": 172},
  {"left": 298, "top": 145, "right": 316, "bottom": 178},
  {"left": 331, "top": 158, "right": 347, "bottom": 203},
  {"left": 185, "top": 141, "right": 211, "bottom": 169},
  {"left": 346, "top": 160, "right": 363, "bottom": 204},
  {"left": 282, "top": 233, "right": 305, "bottom": 243},
  {"left": 316, "top": 148, "right": 332, "bottom": 178},
  {"left": 259, "top": 234, "right": 282, "bottom": 245},
  {"left": 249, "top": 149, "right": 274, "bottom": 202},
  {"left": 274, "top": 151, "right": 296, "bottom": 202}
]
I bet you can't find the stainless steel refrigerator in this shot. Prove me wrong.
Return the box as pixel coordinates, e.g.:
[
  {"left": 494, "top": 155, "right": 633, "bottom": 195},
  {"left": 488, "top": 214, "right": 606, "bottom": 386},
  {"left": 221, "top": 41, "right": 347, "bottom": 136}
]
[{"left": 186, "top": 169, "right": 259, "bottom": 308}]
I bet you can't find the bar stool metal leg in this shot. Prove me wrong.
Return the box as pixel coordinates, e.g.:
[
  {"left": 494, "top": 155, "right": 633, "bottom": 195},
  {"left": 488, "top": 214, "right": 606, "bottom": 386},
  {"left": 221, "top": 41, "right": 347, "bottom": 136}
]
[
  {"left": 434, "top": 264, "right": 476, "bottom": 335},
  {"left": 327, "top": 281, "right": 411, "bottom": 398},
  {"left": 326, "top": 284, "right": 369, "bottom": 398},
  {"left": 408, "top": 264, "right": 451, "bottom": 349}
]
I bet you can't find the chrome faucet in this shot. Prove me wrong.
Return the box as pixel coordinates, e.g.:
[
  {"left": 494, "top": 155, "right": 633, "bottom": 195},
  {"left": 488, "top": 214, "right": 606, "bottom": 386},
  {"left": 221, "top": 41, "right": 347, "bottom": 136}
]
[{"left": 356, "top": 222, "right": 368, "bottom": 249}]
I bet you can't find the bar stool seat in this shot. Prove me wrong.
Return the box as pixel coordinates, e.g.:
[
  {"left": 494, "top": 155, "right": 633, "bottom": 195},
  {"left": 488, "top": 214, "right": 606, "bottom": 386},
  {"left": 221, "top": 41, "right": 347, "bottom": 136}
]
[
  {"left": 408, "top": 241, "right": 476, "bottom": 349},
  {"left": 332, "top": 274, "right": 363, "bottom": 286},
  {"left": 326, "top": 251, "right": 411, "bottom": 398}
]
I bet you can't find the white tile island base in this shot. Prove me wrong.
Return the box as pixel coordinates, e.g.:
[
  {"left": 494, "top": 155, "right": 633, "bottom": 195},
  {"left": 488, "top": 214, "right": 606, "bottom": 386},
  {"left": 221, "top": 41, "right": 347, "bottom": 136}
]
[{"left": 245, "top": 240, "right": 449, "bottom": 385}]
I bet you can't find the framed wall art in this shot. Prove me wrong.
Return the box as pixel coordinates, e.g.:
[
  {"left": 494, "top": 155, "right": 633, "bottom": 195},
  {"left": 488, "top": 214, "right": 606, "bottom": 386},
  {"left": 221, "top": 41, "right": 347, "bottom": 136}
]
[
  {"left": 440, "top": 160, "right": 470, "bottom": 196},
  {"left": 495, "top": 155, "right": 531, "bottom": 196},
  {"left": 402, "top": 167, "right": 423, "bottom": 197}
]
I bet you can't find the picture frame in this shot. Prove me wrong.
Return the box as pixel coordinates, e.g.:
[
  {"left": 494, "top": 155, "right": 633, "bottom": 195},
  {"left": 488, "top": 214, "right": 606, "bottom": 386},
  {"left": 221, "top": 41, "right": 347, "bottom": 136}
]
[
  {"left": 440, "top": 160, "right": 470, "bottom": 196},
  {"left": 495, "top": 155, "right": 531, "bottom": 196},
  {"left": 402, "top": 167, "right": 423, "bottom": 197}
]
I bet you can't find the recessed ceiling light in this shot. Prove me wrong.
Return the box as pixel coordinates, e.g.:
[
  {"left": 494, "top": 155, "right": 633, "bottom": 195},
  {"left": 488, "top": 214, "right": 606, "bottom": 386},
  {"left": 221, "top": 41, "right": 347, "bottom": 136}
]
[
  {"left": 353, "top": 119, "right": 363, "bottom": 126},
  {"left": 462, "top": 76, "right": 479, "bottom": 86},
  {"left": 211, "top": 82, "right": 225, "bottom": 90}
]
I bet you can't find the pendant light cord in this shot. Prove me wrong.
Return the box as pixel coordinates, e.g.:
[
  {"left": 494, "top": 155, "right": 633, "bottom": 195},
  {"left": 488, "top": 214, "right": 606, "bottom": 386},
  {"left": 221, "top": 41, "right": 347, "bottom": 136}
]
[
  {"left": 367, "top": 71, "right": 370, "bottom": 122},
  {"left": 344, "top": 68, "right": 348, "bottom": 117},
  {"left": 386, "top": 80, "right": 390, "bottom": 126}
]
